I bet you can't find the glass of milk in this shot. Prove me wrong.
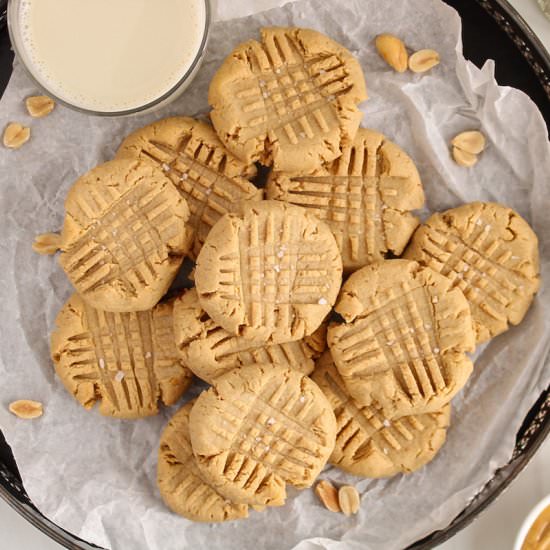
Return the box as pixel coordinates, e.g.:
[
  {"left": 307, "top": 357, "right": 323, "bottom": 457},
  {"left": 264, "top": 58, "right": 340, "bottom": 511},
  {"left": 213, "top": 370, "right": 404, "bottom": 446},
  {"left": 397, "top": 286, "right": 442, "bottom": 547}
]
[{"left": 7, "top": 0, "right": 210, "bottom": 116}]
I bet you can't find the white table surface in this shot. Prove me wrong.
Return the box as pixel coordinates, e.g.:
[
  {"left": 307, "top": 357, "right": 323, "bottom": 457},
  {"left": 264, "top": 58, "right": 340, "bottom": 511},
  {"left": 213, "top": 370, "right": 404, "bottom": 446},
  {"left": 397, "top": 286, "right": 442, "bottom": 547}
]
[{"left": 1, "top": 0, "right": 549, "bottom": 549}]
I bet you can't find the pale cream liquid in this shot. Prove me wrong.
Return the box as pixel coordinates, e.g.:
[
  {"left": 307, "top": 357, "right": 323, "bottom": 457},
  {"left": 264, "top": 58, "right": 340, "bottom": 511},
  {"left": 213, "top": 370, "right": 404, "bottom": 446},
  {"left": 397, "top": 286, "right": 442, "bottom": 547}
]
[{"left": 19, "top": 0, "right": 206, "bottom": 112}]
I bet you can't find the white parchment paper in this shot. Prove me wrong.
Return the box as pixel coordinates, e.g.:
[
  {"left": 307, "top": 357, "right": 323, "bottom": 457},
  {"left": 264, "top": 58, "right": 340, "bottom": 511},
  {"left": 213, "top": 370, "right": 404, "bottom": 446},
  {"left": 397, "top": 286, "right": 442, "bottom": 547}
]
[{"left": 1, "top": 0, "right": 549, "bottom": 549}]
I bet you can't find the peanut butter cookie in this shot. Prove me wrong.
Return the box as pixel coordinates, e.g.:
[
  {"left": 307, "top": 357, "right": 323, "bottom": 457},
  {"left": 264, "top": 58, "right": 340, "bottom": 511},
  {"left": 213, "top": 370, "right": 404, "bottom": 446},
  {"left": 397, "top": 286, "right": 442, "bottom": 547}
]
[
  {"left": 209, "top": 27, "right": 367, "bottom": 172},
  {"left": 405, "top": 202, "right": 540, "bottom": 343},
  {"left": 58, "top": 158, "right": 192, "bottom": 312},
  {"left": 267, "top": 127, "right": 424, "bottom": 272},
  {"left": 51, "top": 294, "right": 192, "bottom": 419},
  {"left": 188, "top": 364, "right": 336, "bottom": 506},
  {"left": 312, "top": 351, "right": 450, "bottom": 477},
  {"left": 195, "top": 200, "right": 342, "bottom": 344},
  {"left": 328, "top": 260, "right": 475, "bottom": 417}
]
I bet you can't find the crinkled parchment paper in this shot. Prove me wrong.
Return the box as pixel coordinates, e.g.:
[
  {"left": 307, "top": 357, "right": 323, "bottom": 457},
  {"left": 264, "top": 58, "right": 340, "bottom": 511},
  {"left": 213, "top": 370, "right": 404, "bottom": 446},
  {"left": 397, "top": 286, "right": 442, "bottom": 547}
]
[{"left": 0, "top": 0, "right": 549, "bottom": 549}]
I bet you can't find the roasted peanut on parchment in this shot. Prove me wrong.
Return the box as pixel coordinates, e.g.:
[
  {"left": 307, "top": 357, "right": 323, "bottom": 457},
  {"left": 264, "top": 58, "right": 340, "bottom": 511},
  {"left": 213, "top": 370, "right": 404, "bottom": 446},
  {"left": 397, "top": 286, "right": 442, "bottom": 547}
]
[
  {"left": 26, "top": 95, "right": 56, "bottom": 118},
  {"left": 3, "top": 122, "right": 30, "bottom": 149},
  {"left": 315, "top": 480, "right": 341, "bottom": 513},
  {"left": 9, "top": 400, "right": 44, "bottom": 419},
  {"left": 375, "top": 34, "right": 408, "bottom": 73},
  {"left": 451, "top": 130, "right": 486, "bottom": 167},
  {"left": 409, "top": 49, "right": 440, "bottom": 73},
  {"left": 32, "top": 232, "right": 62, "bottom": 255},
  {"left": 338, "top": 485, "right": 360, "bottom": 516}
]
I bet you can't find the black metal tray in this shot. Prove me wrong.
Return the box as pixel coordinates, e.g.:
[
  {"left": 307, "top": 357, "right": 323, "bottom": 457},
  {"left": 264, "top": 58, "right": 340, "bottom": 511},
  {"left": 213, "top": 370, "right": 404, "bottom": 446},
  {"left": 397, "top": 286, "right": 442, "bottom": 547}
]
[{"left": 0, "top": 0, "right": 548, "bottom": 548}]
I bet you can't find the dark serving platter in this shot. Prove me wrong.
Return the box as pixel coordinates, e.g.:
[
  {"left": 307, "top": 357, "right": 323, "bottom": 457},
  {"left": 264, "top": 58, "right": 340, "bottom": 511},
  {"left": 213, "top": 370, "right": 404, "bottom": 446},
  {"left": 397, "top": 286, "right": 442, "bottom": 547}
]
[{"left": 0, "top": 0, "right": 549, "bottom": 548}]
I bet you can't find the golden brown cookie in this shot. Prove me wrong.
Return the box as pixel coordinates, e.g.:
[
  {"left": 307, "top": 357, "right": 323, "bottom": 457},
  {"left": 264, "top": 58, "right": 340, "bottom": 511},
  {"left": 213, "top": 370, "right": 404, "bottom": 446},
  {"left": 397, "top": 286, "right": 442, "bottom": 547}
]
[
  {"left": 195, "top": 200, "right": 343, "bottom": 344},
  {"left": 57, "top": 158, "right": 191, "bottom": 312},
  {"left": 404, "top": 202, "right": 540, "bottom": 343},
  {"left": 312, "top": 351, "right": 450, "bottom": 478},
  {"left": 173, "top": 288, "right": 326, "bottom": 383},
  {"left": 188, "top": 364, "right": 337, "bottom": 506},
  {"left": 267, "top": 127, "right": 424, "bottom": 272},
  {"left": 116, "top": 117, "right": 262, "bottom": 258},
  {"left": 209, "top": 27, "right": 367, "bottom": 172},
  {"left": 51, "top": 293, "right": 192, "bottom": 419},
  {"left": 158, "top": 400, "right": 248, "bottom": 522},
  {"left": 328, "top": 260, "right": 475, "bottom": 417}
]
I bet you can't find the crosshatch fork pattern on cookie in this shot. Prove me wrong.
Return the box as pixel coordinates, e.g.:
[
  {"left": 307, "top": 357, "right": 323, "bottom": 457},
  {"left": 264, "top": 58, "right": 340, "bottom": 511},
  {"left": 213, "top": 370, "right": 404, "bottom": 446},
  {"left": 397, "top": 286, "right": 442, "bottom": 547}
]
[
  {"left": 231, "top": 32, "right": 357, "bottom": 150},
  {"left": 315, "top": 356, "right": 449, "bottom": 475},
  {"left": 62, "top": 182, "right": 182, "bottom": 296},
  {"left": 332, "top": 282, "right": 454, "bottom": 410},
  {"left": 411, "top": 218, "right": 533, "bottom": 327},
  {"left": 59, "top": 301, "right": 183, "bottom": 417},
  {"left": 267, "top": 129, "right": 424, "bottom": 270},
  {"left": 204, "top": 379, "right": 331, "bottom": 499},
  {"left": 137, "top": 133, "right": 260, "bottom": 256},
  {"left": 216, "top": 209, "right": 336, "bottom": 328}
]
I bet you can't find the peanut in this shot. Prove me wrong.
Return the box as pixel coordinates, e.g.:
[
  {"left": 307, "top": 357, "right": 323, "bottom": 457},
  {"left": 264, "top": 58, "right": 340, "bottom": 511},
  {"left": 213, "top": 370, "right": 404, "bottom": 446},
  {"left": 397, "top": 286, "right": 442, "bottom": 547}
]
[
  {"left": 451, "top": 130, "right": 486, "bottom": 155},
  {"left": 409, "top": 49, "right": 440, "bottom": 73},
  {"left": 452, "top": 146, "right": 478, "bottom": 167},
  {"left": 338, "top": 485, "right": 360, "bottom": 516},
  {"left": 375, "top": 34, "right": 408, "bottom": 73},
  {"left": 9, "top": 400, "right": 43, "bottom": 420},
  {"left": 3, "top": 123, "right": 31, "bottom": 149},
  {"left": 315, "top": 480, "right": 341, "bottom": 513},
  {"left": 26, "top": 95, "right": 56, "bottom": 118},
  {"left": 32, "top": 232, "right": 62, "bottom": 255}
]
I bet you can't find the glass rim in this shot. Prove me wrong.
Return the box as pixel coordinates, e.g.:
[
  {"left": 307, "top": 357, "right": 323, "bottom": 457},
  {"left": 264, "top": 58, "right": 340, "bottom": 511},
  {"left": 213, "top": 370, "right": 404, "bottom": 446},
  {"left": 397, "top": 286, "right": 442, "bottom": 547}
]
[{"left": 6, "top": 0, "right": 211, "bottom": 117}]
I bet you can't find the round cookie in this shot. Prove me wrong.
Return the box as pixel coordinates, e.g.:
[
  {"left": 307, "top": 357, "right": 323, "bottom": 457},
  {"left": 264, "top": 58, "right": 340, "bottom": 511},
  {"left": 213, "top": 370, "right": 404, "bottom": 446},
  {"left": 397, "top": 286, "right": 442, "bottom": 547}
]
[
  {"left": 51, "top": 294, "right": 192, "bottom": 419},
  {"left": 209, "top": 27, "right": 367, "bottom": 172},
  {"left": 312, "top": 351, "right": 450, "bottom": 478},
  {"left": 404, "top": 202, "right": 540, "bottom": 343},
  {"left": 195, "top": 200, "right": 343, "bottom": 344},
  {"left": 116, "top": 117, "right": 262, "bottom": 258},
  {"left": 173, "top": 288, "right": 326, "bottom": 384},
  {"left": 158, "top": 400, "right": 248, "bottom": 522},
  {"left": 58, "top": 158, "right": 191, "bottom": 312},
  {"left": 188, "top": 364, "right": 337, "bottom": 506},
  {"left": 327, "top": 259, "right": 475, "bottom": 417},
  {"left": 267, "top": 127, "right": 424, "bottom": 272}
]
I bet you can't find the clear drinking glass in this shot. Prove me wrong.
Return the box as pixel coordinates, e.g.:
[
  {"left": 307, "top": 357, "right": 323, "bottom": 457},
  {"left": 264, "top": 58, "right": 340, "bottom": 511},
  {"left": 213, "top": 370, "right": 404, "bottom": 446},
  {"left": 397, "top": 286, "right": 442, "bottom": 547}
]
[{"left": 7, "top": 0, "right": 211, "bottom": 117}]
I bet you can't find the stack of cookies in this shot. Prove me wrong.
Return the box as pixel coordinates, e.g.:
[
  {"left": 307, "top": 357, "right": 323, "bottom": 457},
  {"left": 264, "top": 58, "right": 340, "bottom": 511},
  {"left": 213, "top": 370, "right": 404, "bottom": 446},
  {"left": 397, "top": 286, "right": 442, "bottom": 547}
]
[{"left": 39, "top": 27, "right": 540, "bottom": 523}]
